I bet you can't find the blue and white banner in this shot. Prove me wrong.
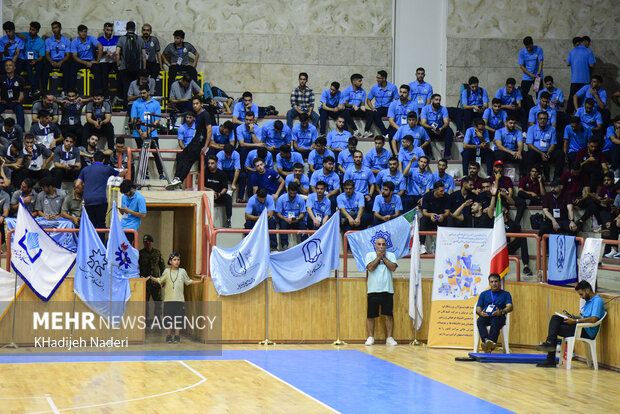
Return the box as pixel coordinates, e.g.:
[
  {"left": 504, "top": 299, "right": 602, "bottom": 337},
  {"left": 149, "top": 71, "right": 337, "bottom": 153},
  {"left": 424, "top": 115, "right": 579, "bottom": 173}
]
[
  {"left": 271, "top": 212, "right": 340, "bottom": 293},
  {"left": 210, "top": 209, "right": 270, "bottom": 295},
  {"left": 11, "top": 201, "right": 76, "bottom": 301},
  {"left": 74, "top": 207, "right": 131, "bottom": 319},
  {"left": 579, "top": 237, "right": 603, "bottom": 307},
  {"left": 107, "top": 201, "right": 140, "bottom": 280},
  {"left": 6, "top": 217, "right": 78, "bottom": 252},
  {"left": 548, "top": 234, "right": 578, "bottom": 285},
  {"left": 347, "top": 211, "right": 414, "bottom": 271}
]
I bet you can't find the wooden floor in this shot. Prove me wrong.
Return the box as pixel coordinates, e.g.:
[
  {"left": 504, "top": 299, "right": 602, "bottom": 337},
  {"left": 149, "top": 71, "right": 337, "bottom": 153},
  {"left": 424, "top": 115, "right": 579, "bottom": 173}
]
[{"left": 0, "top": 343, "right": 618, "bottom": 413}]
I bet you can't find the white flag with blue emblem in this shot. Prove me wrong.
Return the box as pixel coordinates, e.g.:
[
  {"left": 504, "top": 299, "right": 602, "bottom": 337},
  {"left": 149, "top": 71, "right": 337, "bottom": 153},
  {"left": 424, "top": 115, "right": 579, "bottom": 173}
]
[
  {"left": 210, "top": 209, "right": 270, "bottom": 295},
  {"left": 270, "top": 212, "right": 340, "bottom": 293},
  {"left": 11, "top": 201, "right": 76, "bottom": 301},
  {"left": 347, "top": 210, "right": 415, "bottom": 271},
  {"left": 74, "top": 207, "right": 131, "bottom": 319},
  {"left": 107, "top": 201, "right": 140, "bottom": 279}
]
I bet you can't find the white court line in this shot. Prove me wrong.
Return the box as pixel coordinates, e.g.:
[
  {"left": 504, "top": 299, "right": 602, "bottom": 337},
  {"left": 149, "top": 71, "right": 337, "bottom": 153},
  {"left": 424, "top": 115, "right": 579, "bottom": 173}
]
[
  {"left": 244, "top": 360, "right": 340, "bottom": 414},
  {"left": 25, "top": 360, "right": 206, "bottom": 413},
  {"left": 44, "top": 395, "right": 60, "bottom": 414}
]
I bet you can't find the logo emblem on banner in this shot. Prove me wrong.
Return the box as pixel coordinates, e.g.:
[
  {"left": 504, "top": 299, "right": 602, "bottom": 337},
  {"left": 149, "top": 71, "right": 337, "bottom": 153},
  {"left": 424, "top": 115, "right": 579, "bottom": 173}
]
[
  {"left": 303, "top": 239, "right": 322, "bottom": 263},
  {"left": 114, "top": 242, "right": 132, "bottom": 270},
  {"left": 230, "top": 250, "right": 258, "bottom": 278},
  {"left": 556, "top": 236, "right": 565, "bottom": 269},
  {"left": 370, "top": 230, "right": 392, "bottom": 250},
  {"left": 19, "top": 230, "right": 42, "bottom": 264}
]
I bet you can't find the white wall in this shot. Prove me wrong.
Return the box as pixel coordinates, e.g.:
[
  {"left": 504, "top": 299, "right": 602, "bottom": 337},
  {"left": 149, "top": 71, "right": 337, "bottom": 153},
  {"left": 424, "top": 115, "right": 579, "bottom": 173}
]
[{"left": 393, "top": 0, "right": 447, "bottom": 98}]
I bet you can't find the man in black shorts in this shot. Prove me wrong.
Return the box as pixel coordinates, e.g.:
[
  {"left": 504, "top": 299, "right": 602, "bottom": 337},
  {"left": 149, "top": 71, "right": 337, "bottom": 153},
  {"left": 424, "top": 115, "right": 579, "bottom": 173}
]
[{"left": 364, "top": 237, "right": 398, "bottom": 346}]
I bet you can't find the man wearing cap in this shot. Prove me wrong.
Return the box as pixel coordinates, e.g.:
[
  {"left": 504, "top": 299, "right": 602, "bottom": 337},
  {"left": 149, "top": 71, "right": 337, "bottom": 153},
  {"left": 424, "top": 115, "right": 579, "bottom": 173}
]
[{"left": 139, "top": 234, "right": 165, "bottom": 321}]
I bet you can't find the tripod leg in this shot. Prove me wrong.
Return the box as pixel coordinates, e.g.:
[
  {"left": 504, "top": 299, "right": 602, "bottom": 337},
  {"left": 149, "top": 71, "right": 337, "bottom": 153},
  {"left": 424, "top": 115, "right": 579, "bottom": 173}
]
[
  {"left": 135, "top": 138, "right": 151, "bottom": 185},
  {"left": 152, "top": 139, "right": 172, "bottom": 184}
]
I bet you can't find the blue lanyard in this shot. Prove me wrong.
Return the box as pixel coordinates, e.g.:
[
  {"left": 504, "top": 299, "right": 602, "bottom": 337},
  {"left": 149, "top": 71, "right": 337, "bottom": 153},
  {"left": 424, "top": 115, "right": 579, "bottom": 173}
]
[
  {"left": 490, "top": 291, "right": 496, "bottom": 305},
  {"left": 177, "top": 47, "right": 183, "bottom": 60},
  {"left": 6, "top": 77, "right": 15, "bottom": 89}
]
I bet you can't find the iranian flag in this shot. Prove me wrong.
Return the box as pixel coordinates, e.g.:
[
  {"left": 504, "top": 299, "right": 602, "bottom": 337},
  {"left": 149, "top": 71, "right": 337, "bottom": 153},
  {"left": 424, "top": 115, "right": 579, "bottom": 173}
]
[{"left": 490, "top": 196, "right": 509, "bottom": 277}]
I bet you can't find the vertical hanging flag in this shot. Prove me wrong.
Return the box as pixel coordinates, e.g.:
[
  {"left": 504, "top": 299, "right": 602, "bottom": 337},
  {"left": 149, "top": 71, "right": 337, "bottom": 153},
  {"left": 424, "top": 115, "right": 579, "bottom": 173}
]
[
  {"left": 107, "top": 201, "right": 140, "bottom": 279},
  {"left": 408, "top": 209, "right": 423, "bottom": 330},
  {"left": 11, "top": 201, "right": 76, "bottom": 301},
  {"left": 490, "top": 196, "right": 509, "bottom": 277},
  {"left": 548, "top": 234, "right": 578, "bottom": 285},
  {"left": 578, "top": 238, "right": 602, "bottom": 307}
]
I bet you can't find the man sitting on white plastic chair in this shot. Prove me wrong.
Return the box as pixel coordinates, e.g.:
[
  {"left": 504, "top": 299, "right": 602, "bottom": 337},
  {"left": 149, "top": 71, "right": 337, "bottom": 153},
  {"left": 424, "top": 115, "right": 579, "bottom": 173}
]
[
  {"left": 535, "top": 280, "right": 605, "bottom": 368},
  {"left": 476, "top": 273, "right": 513, "bottom": 352}
]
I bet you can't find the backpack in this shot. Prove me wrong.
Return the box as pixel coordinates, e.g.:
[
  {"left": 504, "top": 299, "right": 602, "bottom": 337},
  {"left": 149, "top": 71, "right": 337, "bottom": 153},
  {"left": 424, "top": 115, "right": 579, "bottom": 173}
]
[{"left": 123, "top": 33, "right": 141, "bottom": 70}]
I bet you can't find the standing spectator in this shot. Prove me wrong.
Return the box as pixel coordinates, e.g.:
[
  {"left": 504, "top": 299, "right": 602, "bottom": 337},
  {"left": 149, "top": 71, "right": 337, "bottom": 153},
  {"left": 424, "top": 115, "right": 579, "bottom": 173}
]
[
  {"left": 116, "top": 22, "right": 146, "bottom": 104},
  {"left": 366, "top": 70, "right": 398, "bottom": 137},
  {"left": 341, "top": 73, "right": 372, "bottom": 137},
  {"left": 275, "top": 182, "right": 308, "bottom": 250},
  {"left": 525, "top": 111, "right": 563, "bottom": 180},
  {"left": 15, "top": 21, "right": 45, "bottom": 95},
  {"left": 408, "top": 67, "right": 433, "bottom": 115},
  {"left": 337, "top": 179, "right": 371, "bottom": 232},
  {"left": 539, "top": 178, "right": 578, "bottom": 237},
  {"left": 141, "top": 24, "right": 162, "bottom": 80},
  {"left": 566, "top": 37, "right": 596, "bottom": 115},
  {"left": 318, "top": 81, "right": 342, "bottom": 135},
  {"left": 30, "top": 109, "right": 62, "bottom": 149},
  {"left": 372, "top": 181, "right": 402, "bottom": 225},
  {"left": 97, "top": 22, "right": 119, "bottom": 100},
  {"left": 518, "top": 36, "right": 544, "bottom": 97},
  {"left": 42, "top": 21, "right": 71, "bottom": 94},
  {"left": 244, "top": 187, "right": 277, "bottom": 250},
  {"left": 204, "top": 155, "right": 232, "bottom": 227},
  {"left": 130, "top": 85, "right": 164, "bottom": 179},
  {"left": 476, "top": 273, "right": 513, "bottom": 352},
  {"left": 52, "top": 134, "right": 81, "bottom": 187},
  {"left": 119, "top": 179, "right": 146, "bottom": 244},
  {"left": 286, "top": 72, "right": 319, "bottom": 129},
  {"left": 69, "top": 25, "right": 102, "bottom": 91},
  {"left": 291, "top": 113, "right": 318, "bottom": 159},
  {"left": 83, "top": 90, "right": 114, "bottom": 149},
  {"left": 420, "top": 94, "right": 454, "bottom": 159},
  {"left": 305, "top": 180, "right": 331, "bottom": 230},
  {"left": 0, "top": 60, "right": 25, "bottom": 128},
  {"left": 138, "top": 234, "right": 165, "bottom": 321},
  {"left": 162, "top": 29, "right": 199, "bottom": 90},
  {"left": 364, "top": 237, "right": 398, "bottom": 346},
  {"left": 461, "top": 119, "right": 493, "bottom": 176},
  {"left": 387, "top": 85, "right": 416, "bottom": 141}
]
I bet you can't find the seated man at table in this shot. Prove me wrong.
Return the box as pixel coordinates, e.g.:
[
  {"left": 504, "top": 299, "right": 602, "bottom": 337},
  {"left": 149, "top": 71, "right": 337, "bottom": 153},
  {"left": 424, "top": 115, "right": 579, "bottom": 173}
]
[
  {"left": 535, "top": 280, "right": 605, "bottom": 367},
  {"left": 476, "top": 273, "right": 513, "bottom": 353},
  {"left": 34, "top": 176, "right": 66, "bottom": 220}
]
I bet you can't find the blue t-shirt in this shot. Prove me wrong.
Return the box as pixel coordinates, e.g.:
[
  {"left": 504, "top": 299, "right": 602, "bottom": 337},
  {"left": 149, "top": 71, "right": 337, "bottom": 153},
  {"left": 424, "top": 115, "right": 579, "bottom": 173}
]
[
  {"left": 20, "top": 33, "right": 45, "bottom": 60},
  {"left": 363, "top": 147, "right": 392, "bottom": 171},
  {"left": 310, "top": 170, "right": 340, "bottom": 192},
  {"left": 420, "top": 104, "right": 449, "bottom": 128},
  {"left": 308, "top": 148, "right": 335, "bottom": 171},
  {"left": 408, "top": 81, "right": 434, "bottom": 111},
  {"left": 232, "top": 102, "right": 259, "bottom": 121},
  {"left": 305, "top": 193, "right": 331, "bottom": 220},
  {"left": 326, "top": 129, "right": 352, "bottom": 150},
  {"left": 285, "top": 173, "right": 310, "bottom": 190},
  {"left": 581, "top": 294, "right": 605, "bottom": 338},
  {"left": 319, "top": 89, "right": 342, "bottom": 109},
  {"left": 566, "top": 45, "right": 596, "bottom": 84},
  {"left": 526, "top": 125, "right": 557, "bottom": 151},
  {"left": 476, "top": 289, "right": 513, "bottom": 312},
  {"left": 250, "top": 168, "right": 281, "bottom": 194},
  {"left": 368, "top": 83, "right": 398, "bottom": 108},
  {"left": 461, "top": 87, "right": 489, "bottom": 106},
  {"left": 45, "top": 35, "right": 71, "bottom": 60},
  {"left": 337, "top": 150, "right": 356, "bottom": 172},
  {"left": 291, "top": 123, "right": 318, "bottom": 150},
  {"left": 398, "top": 146, "right": 425, "bottom": 170},
  {"left": 495, "top": 127, "right": 522, "bottom": 151},
  {"left": 482, "top": 107, "right": 507, "bottom": 130},
  {"left": 0, "top": 35, "right": 24, "bottom": 61},
  {"left": 236, "top": 124, "right": 263, "bottom": 144},
  {"left": 343, "top": 166, "right": 375, "bottom": 195},
  {"left": 376, "top": 169, "right": 406, "bottom": 194},
  {"left": 575, "top": 107, "right": 603, "bottom": 130},
  {"left": 337, "top": 191, "right": 365, "bottom": 215},
  {"left": 431, "top": 172, "right": 455, "bottom": 192},
  {"left": 518, "top": 46, "right": 544, "bottom": 80},
  {"left": 563, "top": 125, "right": 593, "bottom": 154},
  {"left": 406, "top": 168, "right": 432, "bottom": 196},
  {"left": 575, "top": 85, "right": 607, "bottom": 110},
  {"left": 276, "top": 151, "right": 304, "bottom": 172},
  {"left": 216, "top": 150, "right": 241, "bottom": 171},
  {"left": 78, "top": 162, "right": 118, "bottom": 206},
  {"left": 120, "top": 191, "right": 147, "bottom": 231},
  {"left": 528, "top": 105, "right": 557, "bottom": 125},
  {"left": 462, "top": 127, "right": 490, "bottom": 153},
  {"left": 70, "top": 36, "right": 100, "bottom": 60},
  {"left": 177, "top": 122, "right": 196, "bottom": 146},
  {"left": 261, "top": 121, "right": 292, "bottom": 148},
  {"left": 537, "top": 87, "right": 564, "bottom": 104},
  {"left": 245, "top": 194, "right": 275, "bottom": 216},
  {"left": 130, "top": 98, "right": 162, "bottom": 138},
  {"left": 387, "top": 99, "right": 416, "bottom": 125},
  {"left": 341, "top": 85, "right": 367, "bottom": 107},
  {"left": 603, "top": 126, "right": 618, "bottom": 153},
  {"left": 212, "top": 125, "right": 233, "bottom": 145},
  {"left": 276, "top": 193, "right": 306, "bottom": 218},
  {"left": 494, "top": 87, "right": 522, "bottom": 105},
  {"left": 392, "top": 125, "right": 429, "bottom": 148},
  {"left": 373, "top": 194, "right": 403, "bottom": 216},
  {"left": 245, "top": 149, "right": 273, "bottom": 169}
]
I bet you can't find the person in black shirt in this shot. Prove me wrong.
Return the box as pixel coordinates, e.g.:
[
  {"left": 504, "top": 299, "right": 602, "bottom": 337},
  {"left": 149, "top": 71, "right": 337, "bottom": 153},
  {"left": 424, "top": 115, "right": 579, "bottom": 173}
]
[
  {"left": 455, "top": 183, "right": 496, "bottom": 228},
  {"left": 420, "top": 181, "right": 451, "bottom": 249},
  {"left": 204, "top": 155, "right": 232, "bottom": 228},
  {"left": 539, "top": 178, "right": 578, "bottom": 237},
  {"left": 449, "top": 176, "right": 475, "bottom": 226},
  {"left": 0, "top": 60, "right": 25, "bottom": 129},
  {"left": 58, "top": 89, "right": 88, "bottom": 139}
]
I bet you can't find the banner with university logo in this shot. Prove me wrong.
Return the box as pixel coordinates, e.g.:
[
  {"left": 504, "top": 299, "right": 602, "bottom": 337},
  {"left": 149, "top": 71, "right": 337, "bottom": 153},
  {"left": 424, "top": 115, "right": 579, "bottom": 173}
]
[
  {"left": 270, "top": 212, "right": 340, "bottom": 293},
  {"left": 210, "top": 209, "right": 270, "bottom": 295},
  {"left": 578, "top": 238, "right": 603, "bottom": 308},
  {"left": 6, "top": 217, "right": 78, "bottom": 252},
  {"left": 347, "top": 210, "right": 416, "bottom": 272},
  {"left": 547, "top": 234, "right": 578, "bottom": 285},
  {"left": 0, "top": 268, "right": 24, "bottom": 322},
  {"left": 107, "top": 202, "right": 140, "bottom": 280},
  {"left": 11, "top": 201, "right": 76, "bottom": 301},
  {"left": 74, "top": 207, "right": 132, "bottom": 320},
  {"left": 427, "top": 227, "right": 493, "bottom": 348},
  {"left": 408, "top": 209, "right": 423, "bottom": 331}
]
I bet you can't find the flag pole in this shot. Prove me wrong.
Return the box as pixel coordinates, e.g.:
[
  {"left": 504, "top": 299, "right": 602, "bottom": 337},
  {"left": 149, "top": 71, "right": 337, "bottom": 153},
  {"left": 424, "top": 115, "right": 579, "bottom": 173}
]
[
  {"left": 2, "top": 271, "right": 19, "bottom": 349},
  {"left": 259, "top": 278, "right": 275, "bottom": 345},
  {"left": 109, "top": 263, "right": 114, "bottom": 339},
  {"left": 69, "top": 292, "right": 77, "bottom": 339},
  {"left": 332, "top": 270, "right": 346, "bottom": 346}
]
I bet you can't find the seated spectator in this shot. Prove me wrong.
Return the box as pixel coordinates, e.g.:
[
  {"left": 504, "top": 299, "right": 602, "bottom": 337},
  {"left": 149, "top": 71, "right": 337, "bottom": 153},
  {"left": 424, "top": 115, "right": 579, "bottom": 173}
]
[
  {"left": 141, "top": 24, "right": 162, "bottom": 80},
  {"left": 309, "top": 156, "right": 340, "bottom": 213},
  {"left": 341, "top": 73, "right": 372, "bottom": 138},
  {"left": 338, "top": 179, "right": 371, "bottom": 232},
  {"left": 52, "top": 134, "right": 81, "bottom": 187},
  {"left": 518, "top": 36, "right": 543, "bottom": 97},
  {"left": 493, "top": 114, "right": 523, "bottom": 173},
  {"left": 60, "top": 180, "right": 83, "bottom": 227},
  {"left": 32, "top": 91, "right": 59, "bottom": 124},
  {"left": 372, "top": 181, "right": 402, "bottom": 225},
  {"left": 344, "top": 150, "right": 376, "bottom": 210},
  {"left": 448, "top": 176, "right": 475, "bottom": 226},
  {"left": 204, "top": 155, "right": 232, "bottom": 228},
  {"left": 236, "top": 112, "right": 263, "bottom": 167},
  {"left": 57, "top": 89, "right": 88, "bottom": 140},
  {"left": 537, "top": 76, "right": 564, "bottom": 108},
  {"left": 216, "top": 144, "right": 242, "bottom": 202},
  {"left": 276, "top": 144, "right": 303, "bottom": 178},
  {"left": 477, "top": 179, "right": 494, "bottom": 212},
  {"left": 528, "top": 91, "right": 557, "bottom": 128},
  {"left": 461, "top": 119, "right": 493, "bottom": 176},
  {"left": 244, "top": 187, "right": 277, "bottom": 250},
  {"left": 525, "top": 111, "right": 563, "bottom": 180},
  {"left": 392, "top": 111, "right": 430, "bottom": 156},
  {"left": 231, "top": 91, "right": 259, "bottom": 126},
  {"left": 482, "top": 98, "right": 507, "bottom": 139},
  {"left": 207, "top": 120, "right": 235, "bottom": 156},
  {"left": 603, "top": 116, "right": 620, "bottom": 174},
  {"left": 83, "top": 90, "right": 113, "bottom": 149},
  {"left": 402, "top": 155, "right": 432, "bottom": 212},
  {"left": 42, "top": 21, "right": 71, "bottom": 94},
  {"left": 326, "top": 115, "right": 351, "bottom": 155},
  {"left": 387, "top": 84, "right": 415, "bottom": 139},
  {"left": 517, "top": 165, "right": 545, "bottom": 222},
  {"left": 337, "top": 137, "right": 358, "bottom": 175},
  {"left": 476, "top": 273, "right": 513, "bottom": 352},
  {"left": 376, "top": 156, "right": 406, "bottom": 197},
  {"left": 318, "top": 81, "right": 343, "bottom": 135},
  {"left": 17, "top": 21, "right": 45, "bottom": 93},
  {"left": 466, "top": 160, "right": 484, "bottom": 194},
  {"left": 162, "top": 29, "right": 199, "bottom": 89},
  {"left": 575, "top": 98, "right": 603, "bottom": 137},
  {"left": 398, "top": 135, "right": 425, "bottom": 173},
  {"left": 307, "top": 137, "right": 334, "bottom": 175},
  {"left": 573, "top": 74, "right": 607, "bottom": 116},
  {"left": 275, "top": 182, "right": 308, "bottom": 250},
  {"left": 0, "top": 138, "right": 22, "bottom": 186},
  {"left": 458, "top": 76, "right": 489, "bottom": 133},
  {"left": 0, "top": 60, "right": 25, "bottom": 128},
  {"left": 561, "top": 161, "right": 591, "bottom": 210},
  {"left": 0, "top": 117, "right": 24, "bottom": 144},
  {"left": 364, "top": 135, "right": 392, "bottom": 175},
  {"left": 79, "top": 135, "right": 105, "bottom": 168},
  {"left": 420, "top": 181, "right": 451, "bottom": 251},
  {"left": 539, "top": 178, "right": 578, "bottom": 237},
  {"left": 286, "top": 72, "right": 319, "bottom": 129},
  {"left": 97, "top": 22, "right": 118, "bottom": 100},
  {"left": 493, "top": 78, "right": 521, "bottom": 125},
  {"left": 306, "top": 180, "right": 331, "bottom": 229},
  {"left": 491, "top": 160, "right": 520, "bottom": 216},
  {"left": 431, "top": 158, "right": 455, "bottom": 194},
  {"left": 535, "top": 281, "right": 604, "bottom": 368},
  {"left": 127, "top": 70, "right": 156, "bottom": 104},
  {"left": 408, "top": 67, "right": 433, "bottom": 115},
  {"left": 10, "top": 177, "right": 37, "bottom": 214},
  {"left": 168, "top": 74, "right": 203, "bottom": 115},
  {"left": 250, "top": 158, "right": 284, "bottom": 200},
  {"left": 131, "top": 85, "right": 164, "bottom": 179},
  {"left": 420, "top": 94, "right": 454, "bottom": 158},
  {"left": 34, "top": 176, "right": 65, "bottom": 219},
  {"left": 262, "top": 120, "right": 292, "bottom": 154},
  {"left": 245, "top": 147, "right": 273, "bottom": 174},
  {"left": 69, "top": 25, "right": 102, "bottom": 91},
  {"left": 575, "top": 138, "right": 608, "bottom": 190},
  {"left": 579, "top": 172, "right": 614, "bottom": 237},
  {"left": 563, "top": 116, "right": 592, "bottom": 164},
  {"left": 366, "top": 70, "right": 397, "bottom": 137},
  {"left": 177, "top": 112, "right": 196, "bottom": 149},
  {"left": 454, "top": 195, "right": 493, "bottom": 229},
  {"left": 30, "top": 109, "right": 62, "bottom": 150},
  {"left": 0, "top": 21, "right": 24, "bottom": 76},
  {"left": 291, "top": 112, "right": 318, "bottom": 159},
  {"left": 284, "top": 163, "right": 309, "bottom": 196},
  {"left": 108, "top": 137, "right": 127, "bottom": 170}
]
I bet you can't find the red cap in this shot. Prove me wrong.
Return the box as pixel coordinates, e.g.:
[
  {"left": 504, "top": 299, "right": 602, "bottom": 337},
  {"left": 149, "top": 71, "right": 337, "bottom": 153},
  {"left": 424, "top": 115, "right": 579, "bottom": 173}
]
[{"left": 493, "top": 160, "right": 504, "bottom": 166}]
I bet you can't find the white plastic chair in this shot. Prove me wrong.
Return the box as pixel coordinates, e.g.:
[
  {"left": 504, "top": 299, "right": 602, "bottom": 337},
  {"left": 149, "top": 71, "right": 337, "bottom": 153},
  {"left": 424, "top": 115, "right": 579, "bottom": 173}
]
[
  {"left": 559, "top": 312, "right": 607, "bottom": 370},
  {"left": 472, "top": 304, "right": 510, "bottom": 353}
]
